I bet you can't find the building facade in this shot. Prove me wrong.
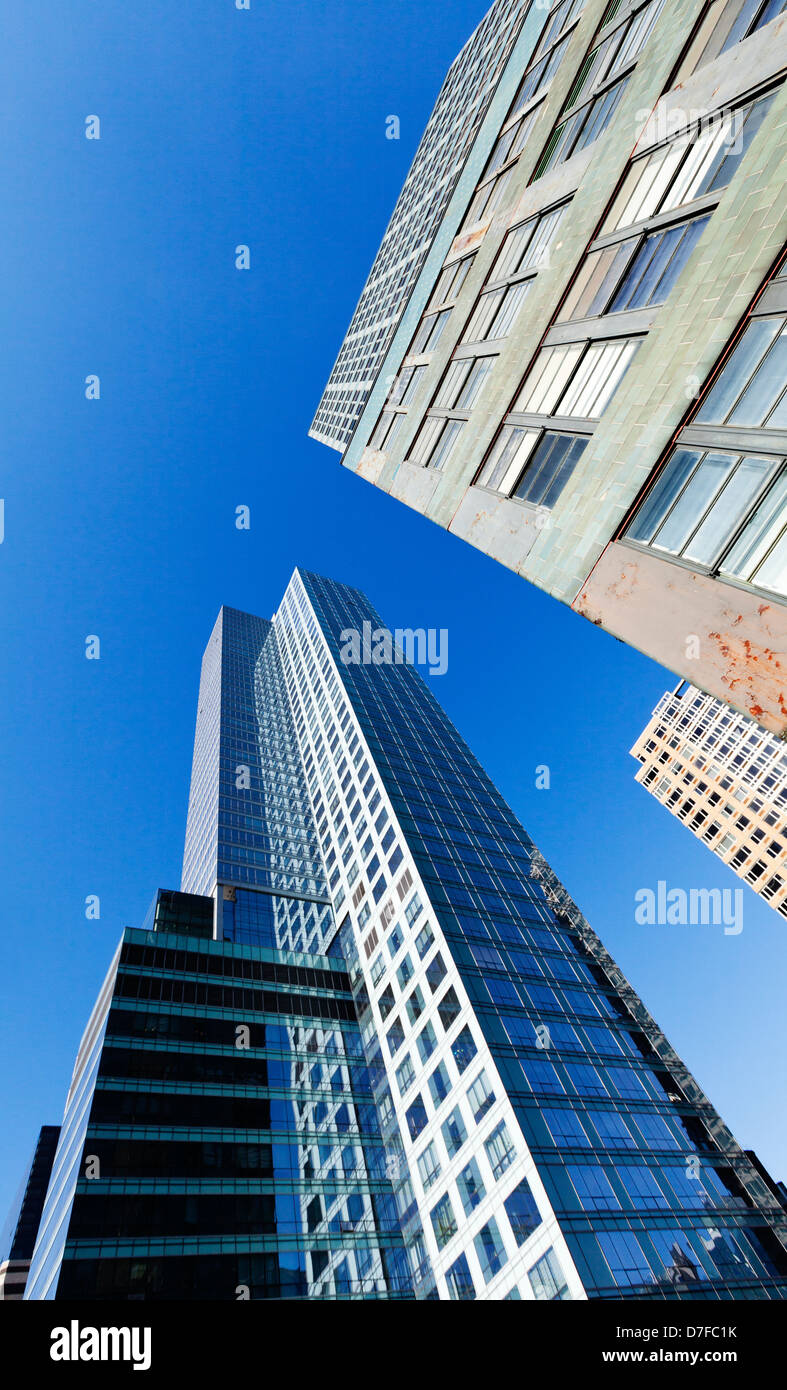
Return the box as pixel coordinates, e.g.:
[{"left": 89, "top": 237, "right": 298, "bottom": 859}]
[
  {"left": 22, "top": 570, "right": 787, "bottom": 1299},
  {"left": 310, "top": 0, "right": 534, "bottom": 452},
  {"left": 0, "top": 1126, "right": 60, "bottom": 1300},
  {"left": 312, "top": 0, "right": 787, "bottom": 735},
  {"left": 631, "top": 680, "right": 787, "bottom": 916}
]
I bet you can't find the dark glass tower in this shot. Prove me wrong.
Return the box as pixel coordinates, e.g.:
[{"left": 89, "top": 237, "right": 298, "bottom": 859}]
[
  {"left": 0, "top": 1126, "right": 60, "bottom": 1300},
  {"left": 23, "top": 569, "right": 787, "bottom": 1300}
]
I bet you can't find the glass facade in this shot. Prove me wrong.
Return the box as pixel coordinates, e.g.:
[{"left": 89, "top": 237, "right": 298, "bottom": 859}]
[{"left": 24, "top": 570, "right": 787, "bottom": 1299}]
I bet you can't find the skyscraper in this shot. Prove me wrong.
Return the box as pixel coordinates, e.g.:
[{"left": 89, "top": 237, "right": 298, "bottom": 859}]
[
  {"left": 631, "top": 680, "right": 787, "bottom": 916},
  {"left": 0, "top": 1126, "right": 60, "bottom": 1300},
  {"left": 22, "top": 570, "right": 787, "bottom": 1299},
  {"left": 311, "top": 0, "right": 787, "bottom": 736}
]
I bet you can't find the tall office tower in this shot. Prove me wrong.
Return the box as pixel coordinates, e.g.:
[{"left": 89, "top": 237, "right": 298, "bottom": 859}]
[
  {"left": 311, "top": 0, "right": 787, "bottom": 736},
  {"left": 631, "top": 680, "right": 787, "bottom": 916},
  {"left": 310, "top": 0, "right": 533, "bottom": 452},
  {"left": 0, "top": 1126, "right": 60, "bottom": 1300},
  {"left": 23, "top": 570, "right": 787, "bottom": 1299}
]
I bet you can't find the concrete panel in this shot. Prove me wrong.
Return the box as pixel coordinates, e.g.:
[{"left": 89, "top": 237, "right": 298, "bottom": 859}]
[
  {"left": 387, "top": 458, "right": 443, "bottom": 514},
  {"left": 575, "top": 541, "right": 787, "bottom": 733},
  {"left": 449, "top": 485, "right": 541, "bottom": 571}
]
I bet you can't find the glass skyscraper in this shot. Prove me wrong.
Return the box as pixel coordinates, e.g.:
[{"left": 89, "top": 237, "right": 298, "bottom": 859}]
[{"left": 22, "top": 569, "right": 787, "bottom": 1299}]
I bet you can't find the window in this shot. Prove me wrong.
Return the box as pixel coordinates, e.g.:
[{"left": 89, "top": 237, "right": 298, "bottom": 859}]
[
  {"left": 445, "top": 1252, "right": 475, "bottom": 1301},
  {"left": 408, "top": 416, "right": 466, "bottom": 472},
  {"left": 674, "top": 0, "right": 787, "bottom": 80},
  {"left": 626, "top": 446, "right": 787, "bottom": 596},
  {"left": 427, "top": 254, "right": 476, "bottom": 312},
  {"left": 411, "top": 308, "right": 452, "bottom": 356},
  {"left": 560, "top": 215, "right": 710, "bottom": 321},
  {"left": 414, "top": 921, "right": 435, "bottom": 958},
  {"left": 485, "top": 1120, "right": 516, "bottom": 1178},
  {"left": 461, "top": 281, "right": 531, "bottom": 344},
  {"left": 568, "top": 1163, "right": 621, "bottom": 1210},
  {"left": 417, "top": 1021, "right": 438, "bottom": 1063},
  {"left": 386, "top": 1017, "right": 405, "bottom": 1055},
  {"left": 617, "top": 1164, "right": 668, "bottom": 1208},
  {"left": 434, "top": 356, "right": 496, "bottom": 411},
  {"left": 489, "top": 204, "right": 568, "bottom": 285},
  {"left": 404, "top": 893, "right": 423, "bottom": 926},
  {"left": 604, "top": 93, "right": 776, "bottom": 236},
  {"left": 396, "top": 954, "right": 414, "bottom": 989},
  {"left": 515, "top": 338, "right": 640, "bottom": 419},
  {"left": 428, "top": 1061, "right": 452, "bottom": 1109},
  {"left": 378, "top": 986, "right": 395, "bottom": 1021},
  {"left": 406, "top": 986, "right": 425, "bottom": 1025},
  {"left": 543, "top": 1107, "right": 592, "bottom": 1146},
  {"left": 696, "top": 315, "right": 787, "bottom": 429},
  {"left": 451, "top": 1026, "right": 478, "bottom": 1074},
  {"left": 468, "top": 1070, "right": 496, "bottom": 1122},
  {"left": 430, "top": 1192, "right": 458, "bottom": 1250},
  {"left": 475, "top": 335, "right": 639, "bottom": 506},
  {"left": 480, "top": 429, "right": 589, "bottom": 507},
  {"left": 437, "top": 986, "right": 462, "bottom": 1030},
  {"left": 395, "top": 1054, "right": 416, "bottom": 1097},
  {"left": 532, "top": 0, "right": 667, "bottom": 181},
  {"left": 457, "top": 1157, "right": 486, "bottom": 1215},
  {"left": 504, "top": 1177, "right": 542, "bottom": 1244},
  {"left": 528, "top": 1246, "right": 571, "bottom": 1299},
  {"left": 474, "top": 1218, "right": 508, "bottom": 1283},
  {"left": 425, "top": 952, "right": 448, "bottom": 991},
  {"left": 598, "top": 1230, "right": 653, "bottom": 1288},
  {"left": 441, "top": 1106, "right": 467, "bottom": 1158},
  {"left": 406, "top": 1095, "right": 428, "bottom": 1141},
  {"left": 625, "top": 271, "right": 787, "bottom": 596},
  {"left": 417, "top": 1141, "right": 441, "bottom": 1192}
]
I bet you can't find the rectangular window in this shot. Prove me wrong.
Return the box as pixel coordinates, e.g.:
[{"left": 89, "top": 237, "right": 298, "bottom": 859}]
[
  {"left": 417, "top": 1141, "right": 441, "bottom": 1191},
  {"left": 598, "top": 1230, "right": 653, "bottom": 1288},
  {"left": 428, "top": 1061, "right": 452, "bottom": 1109},
  {"left": 468, "top": 1069, "right": 496, "bottom": 1122},
  {"left": 457, "top": 1157, "right": 486, "bottom": 1215},
  {"left": 396, "top": 1054, "right": 416, "bottom": 1097},
  {"left": 425, "top": 952, "right": 448, "bottom": 992},
  {"left": 417, "top": 1021, "right": 438, "bottom": 1063},
  {"left": 451, "top": 1025, "right": 478, "bottom": 1074},
  {"left": 560, "top": 215, "right": 710, "bottom": 320},
  {"left": 415, "top": 921, "right": 435, "bottom": 958},
  {"left": 489, "top": 204, "right": 567, "bottom": 284},
  {"left": 604, "top": 92, "right": 775, "bottom": 234},
  {"left": 461, "top": 281, "right": 531, "bottom": 344},
  {"left": 441, "top": 1106, "right": 467, "bottom": 1158},
  {"left": 445, "top": 1252, "right": 475, "bottom": 1301},
  {"left": 568, "top": 1162, "right": 621, "bottom": 1210},
  {"left": 434, "top": 356, "right": 497, "bottom": 410},
  {"left": 515, "top": 338, "right": 640, "bottom": 419},
  {"left": 406, "top": 1095, "right": 429, "bottom": 1141},
  {"left": 427, "top": 254, "right": 476, "bottom": 312},
  {"left": 430, "top": 1191, "right": 458, "bottom": 1250},
  {"left": 485, "top": 1120, "right": 516, "bottom": 1178},
  {"left": 504, "top": 1177, "right": 542, "bottom": 1244},
  {"left": 528, "top": 1246, "right": 571, "bottom": 1299},
  {"left": 626, "top": 446, "right": 786, "bottom": 596},
  {"left": 437, "top": 986, "right": 462, "bottom": 1030},
  {"left": 474, "top": 1218, "right": 508, "bottom": 1283}
]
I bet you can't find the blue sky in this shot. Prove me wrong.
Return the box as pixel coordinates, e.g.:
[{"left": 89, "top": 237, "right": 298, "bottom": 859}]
[{"left": 1, "top": 0, "right": 786, "bottom": 1223}]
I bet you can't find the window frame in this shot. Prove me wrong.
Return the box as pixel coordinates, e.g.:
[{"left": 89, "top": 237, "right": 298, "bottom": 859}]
[{"left": 622, "top": 272, "right": 787, "bottom": 600}]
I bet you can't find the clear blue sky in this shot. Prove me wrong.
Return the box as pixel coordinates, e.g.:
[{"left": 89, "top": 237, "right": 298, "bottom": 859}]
[{"left": 2, "top": 0, "right": 785, "bottom": 1225}]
